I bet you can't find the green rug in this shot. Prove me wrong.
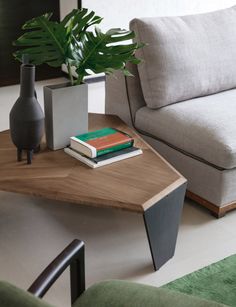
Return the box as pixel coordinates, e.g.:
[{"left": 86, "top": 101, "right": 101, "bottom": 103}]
[{"left": 163, "top": 254, "right": 236, "bottom": 306}]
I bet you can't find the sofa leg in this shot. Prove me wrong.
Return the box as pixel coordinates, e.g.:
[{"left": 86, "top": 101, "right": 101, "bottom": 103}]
[
  {"left": 143, "top": 182, "right": 187, "bottom": 271},
  {"left": 211, "top": 210, "right": 226, "bottom": 219}
]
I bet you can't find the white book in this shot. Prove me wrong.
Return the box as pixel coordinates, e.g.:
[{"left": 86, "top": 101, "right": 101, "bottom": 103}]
[{"left": 64, "top": 147, "right": 142, "bottom": 168}]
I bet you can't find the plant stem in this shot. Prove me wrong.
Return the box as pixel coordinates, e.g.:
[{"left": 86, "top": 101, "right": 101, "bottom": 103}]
[
  {"left": 76, "top": 74, "right": 84, "bottom": 85},
  {"left": 67, "top": 62, "right": 74, "bottom": 86}
]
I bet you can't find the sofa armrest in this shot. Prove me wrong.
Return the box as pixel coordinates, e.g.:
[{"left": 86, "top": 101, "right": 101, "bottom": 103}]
[
  {"left": 105, "top": 63, "right": 145, "bottom": 128},
  {"left": 28, "top": 239, "right": 85, "bottom": 305}
]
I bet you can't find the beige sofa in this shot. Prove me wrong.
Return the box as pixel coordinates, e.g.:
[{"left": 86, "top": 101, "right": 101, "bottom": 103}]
[{"left": 105, "top": 6, "right": 236, "bottom": 218}]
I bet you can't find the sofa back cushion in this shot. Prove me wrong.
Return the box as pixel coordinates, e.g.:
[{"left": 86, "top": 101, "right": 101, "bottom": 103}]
[{"left": 130, "top": 6, "right": 236, "bottom": 109}]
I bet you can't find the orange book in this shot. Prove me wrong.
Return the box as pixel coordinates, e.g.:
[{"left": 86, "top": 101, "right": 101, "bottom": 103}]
[
  {"left": 70, "top": 128, "right": 134, "bottom": 158},
  {"left": 87, "top": 130, "right": 132, "bottom": 150}
]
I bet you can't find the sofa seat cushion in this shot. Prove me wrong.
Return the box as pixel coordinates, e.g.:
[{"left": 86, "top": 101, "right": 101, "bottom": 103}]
[
  {"left": 130, "top": 6, "right": 236, "bottom": 109},
  {"left": 135, "top": 89, "right": 236, "bottom": 170},
  {"left": 75, "top": 280, "right": 225, "bottom": 307}
]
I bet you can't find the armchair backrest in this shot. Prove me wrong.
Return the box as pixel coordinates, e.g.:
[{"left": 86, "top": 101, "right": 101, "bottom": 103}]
[{"left": 0, "top": 281, "right": 54, "bottom": 307}]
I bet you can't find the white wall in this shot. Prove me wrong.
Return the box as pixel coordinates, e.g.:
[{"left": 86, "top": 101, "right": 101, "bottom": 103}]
[
  {"left": 83, "top": 0, "right": 236, "bottom": 30},
  {"left": 59, "top": 0, "right": 78, "bottom": 19}
]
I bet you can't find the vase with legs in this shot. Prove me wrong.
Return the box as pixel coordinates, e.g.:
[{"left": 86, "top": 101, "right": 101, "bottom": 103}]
[{"left": 9, "top": 64, "right": 44, "bottom": 164}]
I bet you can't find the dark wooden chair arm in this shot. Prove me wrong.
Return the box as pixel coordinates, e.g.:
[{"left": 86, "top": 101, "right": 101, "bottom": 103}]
[{"left": 28, "top": 239, "right": 85, "bottom": 305}]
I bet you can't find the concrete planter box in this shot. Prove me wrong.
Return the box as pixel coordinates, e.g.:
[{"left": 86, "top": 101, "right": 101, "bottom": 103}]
[{"left": 44, "top": 82, "right": 88, "bottom": 150}]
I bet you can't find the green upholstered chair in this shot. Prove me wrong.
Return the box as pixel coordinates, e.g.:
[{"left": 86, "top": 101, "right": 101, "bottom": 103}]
[{"left": 0, "top": 240, "right": 226, "bottom": 307}]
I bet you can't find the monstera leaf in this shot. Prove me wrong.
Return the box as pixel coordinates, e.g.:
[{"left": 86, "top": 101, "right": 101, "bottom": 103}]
[
  {"left": 62, "top": 8, "right": 103, "bottom": 39},
  {"left": 13, "top": 9, "right": 144, "bottom": 85},
  {"left": 13, "top": 9, "right": 102, "bottom": 68},
  {"left": 13, "top": 13, "right": 66, "bottom": 67},
  {"left": 73, "top": 28, "right": 143, "bottom": 84}
]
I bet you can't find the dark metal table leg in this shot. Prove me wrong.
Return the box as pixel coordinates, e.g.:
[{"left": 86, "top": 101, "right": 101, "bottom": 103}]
[{"left": 143, "top": 182, "right": 187, "bottom": 271}]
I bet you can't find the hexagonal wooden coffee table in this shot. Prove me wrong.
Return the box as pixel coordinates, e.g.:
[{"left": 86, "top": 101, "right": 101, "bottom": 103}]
[{"left": 0, "top": 113, "right": 187, "bottom": 271}]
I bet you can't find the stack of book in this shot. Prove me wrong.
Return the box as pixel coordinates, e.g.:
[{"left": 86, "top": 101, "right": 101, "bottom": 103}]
[{"left": 64, "top": 127, "right": 142, "bottom": 168}]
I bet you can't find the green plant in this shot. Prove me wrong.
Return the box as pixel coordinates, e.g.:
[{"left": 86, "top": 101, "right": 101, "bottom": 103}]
[{"left": 13, "top": 8, "right": 143, "bottom": 86}]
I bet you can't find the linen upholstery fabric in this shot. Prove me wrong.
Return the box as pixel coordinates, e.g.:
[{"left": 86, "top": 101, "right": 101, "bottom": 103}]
[
  {"left": 76, "top": 280, "right": 225, "bottom": 307},
  {"left": 105, "top": 64, "right": 145, "bottom": 128},
  {"left": 143, "top": 134, "right": 236, "bottom": 207},
  {"left": 130, "top": 6, "right": 236, "bottom": 109},
  {"left": 135, "top": 88, "right": 236, "bottom": 169},
  {"left": 0, "top": 281, "right": 54, "bottom": 307}
]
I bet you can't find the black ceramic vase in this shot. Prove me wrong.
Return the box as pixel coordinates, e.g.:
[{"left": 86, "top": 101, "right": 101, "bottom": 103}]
[{"left": 9, "top": 64, "right": 44, "bottom": 164}]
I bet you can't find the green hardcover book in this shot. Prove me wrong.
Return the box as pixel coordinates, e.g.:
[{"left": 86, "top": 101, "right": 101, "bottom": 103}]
[{"left": 70, "top": 127, "right": 134, "bottom": 158}]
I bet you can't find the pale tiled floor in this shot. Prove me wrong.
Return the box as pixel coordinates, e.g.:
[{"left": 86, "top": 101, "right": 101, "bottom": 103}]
[{"left": 0, "top": 79, "right": 236, "bottom": 307}]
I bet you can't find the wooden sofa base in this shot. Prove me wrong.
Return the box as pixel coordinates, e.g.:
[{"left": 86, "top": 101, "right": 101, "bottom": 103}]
[{"left": 186, "top": 191, "right": 236, "bottom": 218}]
